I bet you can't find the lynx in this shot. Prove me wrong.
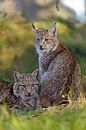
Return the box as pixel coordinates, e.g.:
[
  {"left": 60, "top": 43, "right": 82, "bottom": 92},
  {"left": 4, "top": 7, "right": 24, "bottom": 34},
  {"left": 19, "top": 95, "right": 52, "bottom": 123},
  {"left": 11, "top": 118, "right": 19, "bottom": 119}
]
[
  {"left": 13, "top": 69, "right": 40, "bottom": 110},
  {"left": 0, "top": 69, "right": 39, "bottom": 111},
  {"left": 32, "top": 23, "right": 81, "bottom": 107}
]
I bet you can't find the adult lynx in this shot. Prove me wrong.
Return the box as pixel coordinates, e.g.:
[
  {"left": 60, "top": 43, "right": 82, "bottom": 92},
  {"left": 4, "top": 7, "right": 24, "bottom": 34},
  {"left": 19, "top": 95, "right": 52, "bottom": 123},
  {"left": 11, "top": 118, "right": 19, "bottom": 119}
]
[{"left": 32, "top": 23, "right": 81, "bottom": 107}]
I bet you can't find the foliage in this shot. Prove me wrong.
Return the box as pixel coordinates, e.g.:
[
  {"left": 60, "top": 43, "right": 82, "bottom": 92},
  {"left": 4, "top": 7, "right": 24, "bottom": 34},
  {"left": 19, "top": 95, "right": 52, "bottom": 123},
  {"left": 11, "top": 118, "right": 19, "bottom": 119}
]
[{"left": 0, "top": 14, "right": 38, "bottom": 81}]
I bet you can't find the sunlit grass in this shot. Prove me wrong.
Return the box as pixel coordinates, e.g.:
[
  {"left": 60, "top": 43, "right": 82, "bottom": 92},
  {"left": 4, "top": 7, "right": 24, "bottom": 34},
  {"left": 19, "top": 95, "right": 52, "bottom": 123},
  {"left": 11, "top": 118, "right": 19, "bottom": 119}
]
[{"left": 0, "top": 97, "right": 86, "bottom": 130}]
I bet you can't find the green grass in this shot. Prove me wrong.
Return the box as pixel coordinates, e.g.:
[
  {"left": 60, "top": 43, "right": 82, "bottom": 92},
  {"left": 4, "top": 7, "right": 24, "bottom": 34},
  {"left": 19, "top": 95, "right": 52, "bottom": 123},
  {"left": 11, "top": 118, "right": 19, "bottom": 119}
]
[{"left": 0, "top": 98, "right": 86, "bottom": 130}]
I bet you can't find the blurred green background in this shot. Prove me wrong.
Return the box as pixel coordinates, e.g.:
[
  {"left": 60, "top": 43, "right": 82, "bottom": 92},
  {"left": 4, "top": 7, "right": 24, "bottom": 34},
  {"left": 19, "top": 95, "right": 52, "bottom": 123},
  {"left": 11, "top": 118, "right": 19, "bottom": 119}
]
[
  {"left": 0, "top": 0, "right": 85, "bottom": 82},
  {"left": 0, "top": 14, "right": 86, "bottom": 82},
  {"left": 0, "top": 14, "right": 38, "bottom": 81}
]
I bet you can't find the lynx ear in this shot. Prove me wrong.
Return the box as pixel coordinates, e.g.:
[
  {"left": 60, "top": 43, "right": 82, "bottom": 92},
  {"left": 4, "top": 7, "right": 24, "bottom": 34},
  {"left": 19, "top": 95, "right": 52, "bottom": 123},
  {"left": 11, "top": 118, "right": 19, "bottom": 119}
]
[
  {"left": 31, "top": 69, "right": 39, "bottom": 80},
  {"left": 49, "top": 23, "right": 56, "bottom": 36},
  {"left": 13, "top": 71, "right": 23, "bottom": 81},
  {"left": 32, "top": 23, "right": 37, "bottom": 33}
]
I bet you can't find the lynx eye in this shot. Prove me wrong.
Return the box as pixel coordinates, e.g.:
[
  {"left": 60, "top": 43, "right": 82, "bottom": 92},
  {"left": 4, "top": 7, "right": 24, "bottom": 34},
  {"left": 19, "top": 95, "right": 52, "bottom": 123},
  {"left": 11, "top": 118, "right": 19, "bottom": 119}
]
[
  {"left": 36, "top": 38, "right": 40, "bottom": 42},
  {"left": 45, "top": 39, "right": 48, "bottom": 41}
]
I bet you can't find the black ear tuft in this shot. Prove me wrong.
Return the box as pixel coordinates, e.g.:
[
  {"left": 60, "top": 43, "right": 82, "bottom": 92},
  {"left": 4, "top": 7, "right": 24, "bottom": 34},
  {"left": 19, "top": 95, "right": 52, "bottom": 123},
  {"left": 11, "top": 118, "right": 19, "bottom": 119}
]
[
  {"left": 32, "top": 23, "right": 35, "bottom": 29},
  {"left": 32, "top": 23, "right": 37, "bottom": 32}
]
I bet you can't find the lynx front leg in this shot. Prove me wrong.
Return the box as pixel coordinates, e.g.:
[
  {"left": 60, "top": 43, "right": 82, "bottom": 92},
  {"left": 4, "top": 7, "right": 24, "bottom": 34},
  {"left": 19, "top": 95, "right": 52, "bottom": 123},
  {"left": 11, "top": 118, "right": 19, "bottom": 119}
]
[
  {"left": 73, "top": 87, "right": 80, "bottom": 99},
  {"left": 36, "top": 97, "right": 43, "bottom": 108}
]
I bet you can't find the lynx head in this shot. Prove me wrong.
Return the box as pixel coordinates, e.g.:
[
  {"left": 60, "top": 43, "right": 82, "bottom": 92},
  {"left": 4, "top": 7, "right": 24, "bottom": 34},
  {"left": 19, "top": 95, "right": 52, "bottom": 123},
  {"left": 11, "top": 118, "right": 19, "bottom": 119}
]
[
  {"left": 13, "top": 69, "right": 39, "bottom": 102},
  {"left": 32, "top": 23, "right": 59, "bottom": 54}
]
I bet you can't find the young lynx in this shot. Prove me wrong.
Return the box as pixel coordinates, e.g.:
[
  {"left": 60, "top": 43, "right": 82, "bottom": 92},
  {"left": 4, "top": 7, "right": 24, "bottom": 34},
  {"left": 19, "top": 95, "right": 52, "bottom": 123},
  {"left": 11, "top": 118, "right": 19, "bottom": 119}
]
[
  {"left": 0, "top": 69, "right": 39, "bottom": 111},
  {"left": 32, "top": 23, "right": 81, "bottom": 107},
  {"left": 13, "top": 69, "right": 40, "bottom": 110}
]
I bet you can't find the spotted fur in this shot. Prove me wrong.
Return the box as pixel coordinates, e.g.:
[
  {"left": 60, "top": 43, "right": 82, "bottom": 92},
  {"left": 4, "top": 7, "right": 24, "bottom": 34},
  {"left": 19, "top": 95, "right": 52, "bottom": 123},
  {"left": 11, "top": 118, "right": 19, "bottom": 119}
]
[
  {"left": 0, "top": 69, "right": 40, "bottom": 111},
  {"left": 13, "top": 69, "right": 40, "bottom": 110},
  {"left": 32, "top": 23, "right": 81, "bottom": 107}
]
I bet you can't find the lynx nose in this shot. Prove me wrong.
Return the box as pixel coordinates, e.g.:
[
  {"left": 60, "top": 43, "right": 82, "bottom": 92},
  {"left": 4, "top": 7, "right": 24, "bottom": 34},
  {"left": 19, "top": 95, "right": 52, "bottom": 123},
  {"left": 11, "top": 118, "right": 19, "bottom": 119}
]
[
  {"left": 28, "top": 93, "right": 31, "bottom": 96},
  {"left": 40, "top": 45, "right": 43, "bottom": 50}
]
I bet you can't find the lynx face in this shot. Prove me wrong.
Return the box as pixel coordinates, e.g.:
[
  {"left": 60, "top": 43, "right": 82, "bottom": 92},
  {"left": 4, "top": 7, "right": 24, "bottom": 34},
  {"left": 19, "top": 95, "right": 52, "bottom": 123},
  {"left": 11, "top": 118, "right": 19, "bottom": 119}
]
[
  {"left": 32, "top": 23, "right": 59, "bottom": 54},
  {"left": 13, "top": 69, "right": 39, "bottom": 108}
]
